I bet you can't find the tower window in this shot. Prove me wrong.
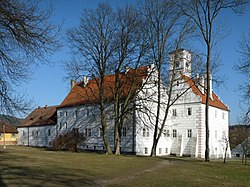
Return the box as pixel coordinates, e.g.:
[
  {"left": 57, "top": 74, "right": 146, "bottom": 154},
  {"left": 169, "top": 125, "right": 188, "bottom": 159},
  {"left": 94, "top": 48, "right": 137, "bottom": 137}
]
[
  {"left": 187, "top": 129, "right": 192, "bottom": 138},
  {"left": 173, "top": 129, "right": 177, "bottom": 138},
  {"left": 176, "top": 61, "right": 180, "bottom": 68},
  {"left": 187, "top": 108, "right": 192, "bottom": 116}
]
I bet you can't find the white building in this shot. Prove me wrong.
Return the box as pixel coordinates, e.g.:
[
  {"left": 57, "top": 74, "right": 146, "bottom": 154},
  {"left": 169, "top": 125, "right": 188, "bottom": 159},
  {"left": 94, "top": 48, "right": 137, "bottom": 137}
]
[
  {"left": 17, "top": 106, "right": 57, "bottom": 147},
  {"left": 18, "top": 49, "right": 231, "bottom": 158}
]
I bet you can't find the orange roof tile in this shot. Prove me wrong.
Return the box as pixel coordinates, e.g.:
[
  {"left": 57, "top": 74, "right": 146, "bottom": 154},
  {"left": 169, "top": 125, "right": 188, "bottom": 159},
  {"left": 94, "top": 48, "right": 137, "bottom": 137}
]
[
  {"left": 20, "top": 106, "right": 57, "bottom": 127},
  {"left": 59, "top": 67, "right": 148, "bottom": 108},
  {"left": 182, "top": 75, "right": 229, "bottom": 111}
]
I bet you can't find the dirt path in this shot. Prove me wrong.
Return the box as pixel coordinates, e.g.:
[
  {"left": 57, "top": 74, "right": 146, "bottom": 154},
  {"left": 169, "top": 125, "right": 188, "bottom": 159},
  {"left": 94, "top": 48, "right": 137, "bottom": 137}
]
[{"left": 95, "top": 159, "right": 171, "bottom": 187}]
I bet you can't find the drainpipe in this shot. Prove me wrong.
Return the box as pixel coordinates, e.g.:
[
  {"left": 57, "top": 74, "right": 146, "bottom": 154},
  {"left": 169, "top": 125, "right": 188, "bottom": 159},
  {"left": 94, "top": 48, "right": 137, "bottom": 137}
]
[
  {"left": 3, "top": 124, "right": 6, "bottom": 149},
  {"left": 132, "top": 101, "right": 136, "bottom": 154},
  {"left": 28, "top": 127, "right": 29, "bottom": 146}
]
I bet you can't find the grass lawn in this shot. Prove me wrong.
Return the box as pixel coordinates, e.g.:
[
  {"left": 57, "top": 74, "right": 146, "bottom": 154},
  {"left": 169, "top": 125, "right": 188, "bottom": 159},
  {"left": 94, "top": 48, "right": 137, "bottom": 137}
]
[{"left": 0, "top": 146, "right": 249, "bottom": 187}]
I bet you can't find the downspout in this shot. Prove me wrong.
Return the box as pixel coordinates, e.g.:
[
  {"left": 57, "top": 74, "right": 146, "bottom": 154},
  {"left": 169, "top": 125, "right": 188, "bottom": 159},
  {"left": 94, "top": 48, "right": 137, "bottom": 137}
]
[
  {"left": 28, "top": 127, "right": 30, "bottom": 146},
  {"left": 132, "top": 101, "right": 136, "bottom": 154}
]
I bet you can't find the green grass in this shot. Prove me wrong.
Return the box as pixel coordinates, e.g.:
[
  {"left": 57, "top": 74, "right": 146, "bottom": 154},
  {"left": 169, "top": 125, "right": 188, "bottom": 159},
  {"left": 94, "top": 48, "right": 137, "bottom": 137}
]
[{"left": 0, "top": 146, "right": 249, "bottom": 187}]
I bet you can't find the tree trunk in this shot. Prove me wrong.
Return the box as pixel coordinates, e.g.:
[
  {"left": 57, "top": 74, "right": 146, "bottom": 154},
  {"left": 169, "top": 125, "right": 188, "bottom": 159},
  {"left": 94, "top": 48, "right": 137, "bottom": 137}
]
[
  {"left": 101, "top": 110, "right": 112, "bottom": 154},
  {"left": 205, "top": 44, "right": 211, "bottom": 162},
  {"left": 150, "top": 69, "right": 162, "bottom": 157}
]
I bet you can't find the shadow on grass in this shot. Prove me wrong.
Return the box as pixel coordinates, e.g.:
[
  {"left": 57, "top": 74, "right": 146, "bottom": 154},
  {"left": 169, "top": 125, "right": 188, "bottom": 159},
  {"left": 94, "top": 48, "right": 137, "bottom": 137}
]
[{"left": 0, "top": 149, "right": 101, "bottom": 187}]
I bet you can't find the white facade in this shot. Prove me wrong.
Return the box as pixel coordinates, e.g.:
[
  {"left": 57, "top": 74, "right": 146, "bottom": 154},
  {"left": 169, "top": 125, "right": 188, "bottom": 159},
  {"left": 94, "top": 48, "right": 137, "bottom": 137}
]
[
  {"left": 18, "top": 125, "right": 57, "bottom": 147},
  {"left": 17, "top": 49, "right": 231, "bottom": 158}
]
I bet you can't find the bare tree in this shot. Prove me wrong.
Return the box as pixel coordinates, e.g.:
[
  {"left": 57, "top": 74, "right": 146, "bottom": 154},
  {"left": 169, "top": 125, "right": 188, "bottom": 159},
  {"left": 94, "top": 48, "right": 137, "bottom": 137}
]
[
  {"left": 220, "top": 132, "right": 230, "bottom": 163},
  {"left": 0, "top": 0, "right": 60, "bottom": 115},
  {"left": 111, "top": 6, "right": 149, "bottom": 155},
  {"left": 139, "top": 0, "right": 197, "bottom": 157},
  {"left": 178, "top": 0, "right": 248, "bottom": 162},
  {"left": 237, "top": 29, "right": 250, "bottom": 123},
  {"left": 66, "top": 3, "right": 117, "bottom": 154}
]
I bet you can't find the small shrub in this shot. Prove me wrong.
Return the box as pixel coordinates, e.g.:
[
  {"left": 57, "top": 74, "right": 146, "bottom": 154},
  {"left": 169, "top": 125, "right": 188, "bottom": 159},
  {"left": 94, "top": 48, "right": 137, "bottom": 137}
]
[{"left": 52, "top": 129, "right": 85, "bottom": 152}]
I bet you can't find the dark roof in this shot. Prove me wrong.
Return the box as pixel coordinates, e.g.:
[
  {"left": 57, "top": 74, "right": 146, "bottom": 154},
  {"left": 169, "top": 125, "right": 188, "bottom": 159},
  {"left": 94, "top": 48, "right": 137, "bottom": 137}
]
[
  {"left": 20, "top": 106, "right": 57, "bottom": 127},
  {"left": 183, "top": 75, "right": 229, "bottom": 111},
  {"left": 58, "top": 67, "right": 148, "bottom": 108}
]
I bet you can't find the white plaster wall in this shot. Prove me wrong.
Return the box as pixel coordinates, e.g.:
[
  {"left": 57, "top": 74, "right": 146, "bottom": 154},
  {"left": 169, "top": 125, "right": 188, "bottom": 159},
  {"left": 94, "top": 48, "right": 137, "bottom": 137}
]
[
  {"left": 57, "top": 103, "right": 135, "bottom": 152},
  {"left": 17, "top": 125, "right": 56, "bottom": 147},
  {"left": 207, "top": 105, "right": 231, "bottom": 158}
]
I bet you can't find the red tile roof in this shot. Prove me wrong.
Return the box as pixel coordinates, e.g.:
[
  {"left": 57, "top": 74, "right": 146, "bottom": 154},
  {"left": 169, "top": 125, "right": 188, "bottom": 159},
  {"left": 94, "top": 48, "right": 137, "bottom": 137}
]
[
  {"left": 182, "top": 75, "right": 229, "bottom": 111},
  {"left": 58, "top": 67, "right": 148, "bottom": 108},
  {"left": 20, "top": 106, "right": 57, "bottom": 127},
  {"left": 0, "top": 122, "right": 18, "bottom": 133}
]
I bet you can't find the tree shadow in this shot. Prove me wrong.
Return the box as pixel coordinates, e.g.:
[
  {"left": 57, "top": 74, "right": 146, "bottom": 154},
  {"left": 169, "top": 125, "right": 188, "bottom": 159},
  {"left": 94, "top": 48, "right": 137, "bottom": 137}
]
[{"left": 0, "top": 149, "right": 102, "bottom": 187}]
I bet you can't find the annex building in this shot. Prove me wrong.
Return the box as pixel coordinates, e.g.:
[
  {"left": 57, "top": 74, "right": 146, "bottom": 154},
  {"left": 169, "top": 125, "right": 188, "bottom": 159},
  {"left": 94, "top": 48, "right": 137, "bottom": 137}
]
[{"left": 18, "top": 49, "right": 231, "bottom": 158}]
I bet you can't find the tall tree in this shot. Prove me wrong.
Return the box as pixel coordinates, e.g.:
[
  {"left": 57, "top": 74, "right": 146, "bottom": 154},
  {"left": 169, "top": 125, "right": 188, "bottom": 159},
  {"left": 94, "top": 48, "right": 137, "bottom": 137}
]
[
  {"left": 237, "top": 29, "right": 250, "bottom": 121},
  {"left": 0, "top": 0, "right": 59, "bottom": 115},
  {"left": 112, "top": 6, "right": 148, "bottom": 155},
  {"left": 140, "top": 0, "right": 196, "bottom": 157},
  {"left": 178, "top": 0, "right": 247, "bottom": 161},
  {"left": 66, "top": 3, "right": 117, "bottom": 154}
]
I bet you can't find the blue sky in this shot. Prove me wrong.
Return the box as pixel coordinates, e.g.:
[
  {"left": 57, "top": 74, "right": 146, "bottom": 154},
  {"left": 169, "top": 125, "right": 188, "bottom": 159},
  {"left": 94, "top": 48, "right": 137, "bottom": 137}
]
[{"left": 21, "top": 0, "right": 250, "bottom": 125}]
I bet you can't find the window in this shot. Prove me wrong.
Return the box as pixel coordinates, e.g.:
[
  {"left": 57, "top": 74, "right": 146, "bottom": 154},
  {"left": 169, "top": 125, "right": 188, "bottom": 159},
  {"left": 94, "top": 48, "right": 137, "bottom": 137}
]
[
  {"left": 146, "top": 129, "right": 150, "bottom": 137},
  {"left": 163, "top": 129, "right": 167, "bottom": 137},
  {"left": 48, "top": 129, "right": 51, "bottom": 136},
  {"left": 74, "top": 110, "right": 78, "bottom": 118},
  {"left": 176, "top": 61, "right": 180, "bottom": 68},
  {"left": 187, "top": 129, "right": 192, "bottom": 138},
  {"left": 143, "top": 128, "right": 149, "bottom": 137},
  {"left": 85, "top": 129, "right": 91, "bottom": 137},
  {"left": 23, "top": 131, "right": 25, "bottom": 136},
  {"left": 222, "top": 112, "right": 225, "bottom": 119},
  {"left": 215, "top": 130, "right": 217, "bottom": 139},
  {"left": 59, "top": 122, "right": 62, "bottom": 130},
  {"left": 64, "top": 111, "right": 68, "bottom": 117},
  {"left": 215, "top": 110, "right": 217, "bottom": 118},
  {"left": 167, "top": 130, "right": 170, "bottom": 137},
  {"left": 59, "top": 111, "right": 62, "bottom": 117},
  {"left": 173, "top": 129, "right": 177, "bottom": 138},
  {"left": 165, "top": 148, "right": 168, "bottom": 154},
  {"left": 145, "top": 147, "right": 148, "bottom": 154},
  {"left": 36, "top": 131, "right": 39, "bottom": 136},
  {"left": 99, "top": 127, "right": 103, "bottom": 137},
  {"left": 143, "top": 128, "right": 146, "bottom": 137},
  {"left": 173, "top": 109, "right": 177, "bottom": 117},
  {"left": 177, "top": 81, "right": 179, "bottom": 86},
  {"left": 122, "top": 127, "right": 127, "bottom": 137},
  {"left": 65, "top": 122, "right": 67, "bottom": 129},
  {"left": 86, "top": 108, "right": 90, "bottom": 117},
  {"left": 32, "top": 131, "right": 34, "bottom": 137},
  {"left": 187, "top": 108, "right": 192, "bottom": 116},
  {"left": 159, "top": 148, "right": 162, "bottom": 154}
]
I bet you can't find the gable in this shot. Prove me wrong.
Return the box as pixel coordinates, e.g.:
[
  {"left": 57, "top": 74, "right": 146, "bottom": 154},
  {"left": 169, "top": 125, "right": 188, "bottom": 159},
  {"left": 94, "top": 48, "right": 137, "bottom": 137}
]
[{"left": 182, "top": 75, "right": 229, "bottom": 111}]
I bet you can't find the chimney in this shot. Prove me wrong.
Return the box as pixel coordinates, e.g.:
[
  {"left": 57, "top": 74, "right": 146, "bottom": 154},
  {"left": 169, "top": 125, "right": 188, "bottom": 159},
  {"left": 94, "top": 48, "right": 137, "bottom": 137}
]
[
  {"left": 205, "top": 73, "right": 213, "bottom": 100},
  {"left": 83, "top": 76, "right": 89, "bottom": 86},
  {"left": 71, "top": 79, "right": 76, "bottom": 89},
  {"left": 199, "top": 76, "right": 205, "bottom": 94},
  {"left": 125, "top": 66, "right": 130, "bottom": 74}
]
